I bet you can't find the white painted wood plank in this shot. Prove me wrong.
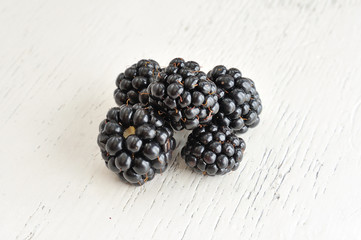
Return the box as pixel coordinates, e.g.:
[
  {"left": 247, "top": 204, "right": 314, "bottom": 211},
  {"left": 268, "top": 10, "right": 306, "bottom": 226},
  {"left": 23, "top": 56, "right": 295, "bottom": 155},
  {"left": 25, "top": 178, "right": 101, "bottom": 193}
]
[{"left": 0, "top": 0, "right": 361, "bottom": 239}]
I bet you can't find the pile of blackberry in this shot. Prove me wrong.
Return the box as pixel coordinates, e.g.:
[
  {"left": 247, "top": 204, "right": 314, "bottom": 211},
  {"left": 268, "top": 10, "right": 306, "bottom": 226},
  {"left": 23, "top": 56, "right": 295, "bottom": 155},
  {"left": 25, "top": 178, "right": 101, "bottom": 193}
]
[{"left": 97, "top": 58, "right": 262, "bottom": 185}]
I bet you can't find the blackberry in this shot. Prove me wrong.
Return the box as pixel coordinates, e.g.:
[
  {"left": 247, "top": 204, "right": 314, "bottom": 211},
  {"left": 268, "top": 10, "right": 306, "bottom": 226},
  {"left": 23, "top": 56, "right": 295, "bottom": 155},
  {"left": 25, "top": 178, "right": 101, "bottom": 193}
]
[
  {"left": 207, "top": 66, "right": 262, "bottom": 134},
  {"left": 97, "top": 104, "right": 176, "bottom": 185},
  {"left": 114, "top": 59, "right": 161, "bottom": 106},
  {"left": 181, "top": 124, "right": 246, "bottom": 175},
  {"left": 148, "top": 58, "right": 219, "bottom": 130}
]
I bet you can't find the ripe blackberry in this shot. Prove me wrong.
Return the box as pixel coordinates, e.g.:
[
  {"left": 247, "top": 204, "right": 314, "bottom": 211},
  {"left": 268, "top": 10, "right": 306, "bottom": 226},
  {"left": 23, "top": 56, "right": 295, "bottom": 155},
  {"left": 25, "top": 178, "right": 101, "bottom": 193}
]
[
  {"left": 114, "top": 59, "right": 161, "bottom": 106},
  {"left": 97, "top": 104, "right": 176, "bottom": 186},
  {"left": 148, "top": 58, "right": 219, "bottom": 130},
  {"left": 207, "top": 66, "right": 262, "bottom": 134},
  {"left": 181, "top": 124, "right": 246, "bottom": 175}
]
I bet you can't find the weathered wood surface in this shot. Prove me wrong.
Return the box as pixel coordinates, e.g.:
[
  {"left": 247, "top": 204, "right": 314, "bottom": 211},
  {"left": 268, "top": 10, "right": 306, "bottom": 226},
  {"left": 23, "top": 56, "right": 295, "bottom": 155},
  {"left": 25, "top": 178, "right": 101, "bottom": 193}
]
[{"left": 0, "top": 0, "right": 361, "bottom": 239}]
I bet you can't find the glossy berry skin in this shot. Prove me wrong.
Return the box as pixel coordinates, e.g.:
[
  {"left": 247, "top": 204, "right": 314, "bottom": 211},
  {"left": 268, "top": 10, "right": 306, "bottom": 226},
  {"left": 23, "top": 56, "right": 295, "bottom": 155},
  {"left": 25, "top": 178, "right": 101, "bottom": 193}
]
[
  {"left": 114, "top": 59, "right": 161, "bottom": 106},
  {"left": 148, "top": 58, "right": 219, "bottom": 131},
  {"left": 207, "top": 66, "right": 262, "bottom": 134},
  {"left": 97, "top": 104, "right": 176, "bottom": 186},
  {"left": 181, "top": 124, "right": 246, "bottom": 175}
]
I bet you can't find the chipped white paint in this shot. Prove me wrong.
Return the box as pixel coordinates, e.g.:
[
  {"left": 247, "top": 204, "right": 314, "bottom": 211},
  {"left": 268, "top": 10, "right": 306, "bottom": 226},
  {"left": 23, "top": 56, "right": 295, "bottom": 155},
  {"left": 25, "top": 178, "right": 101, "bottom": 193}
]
[{"left": 1, "top": 0, "right": 361, "bottom": 239}]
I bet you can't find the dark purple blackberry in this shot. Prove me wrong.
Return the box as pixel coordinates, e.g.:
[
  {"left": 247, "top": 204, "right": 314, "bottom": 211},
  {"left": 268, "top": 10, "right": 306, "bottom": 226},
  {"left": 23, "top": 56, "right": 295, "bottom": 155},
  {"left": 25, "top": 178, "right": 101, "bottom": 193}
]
[
  {"left": 114, "top": 59, "right": 161, "bottom": 106},
  {"left": 97, "top": 104, "right": 176, "bottom": 186},
  {"left": 207, "top": 66, "right": 262, "bottom": 134},
  {"left": 147, "top": 58, "right": 219, "bottom": 131},
  {"left": 181, "top": 124, "right": 246, "bottom": 175}
]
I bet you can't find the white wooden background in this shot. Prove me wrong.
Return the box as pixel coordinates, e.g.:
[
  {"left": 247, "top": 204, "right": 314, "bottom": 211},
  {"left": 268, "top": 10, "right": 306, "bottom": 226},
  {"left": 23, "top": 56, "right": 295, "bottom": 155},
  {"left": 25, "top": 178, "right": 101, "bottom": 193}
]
[{"left": 1, "top": 0, "right": 361, "bottom": 239}]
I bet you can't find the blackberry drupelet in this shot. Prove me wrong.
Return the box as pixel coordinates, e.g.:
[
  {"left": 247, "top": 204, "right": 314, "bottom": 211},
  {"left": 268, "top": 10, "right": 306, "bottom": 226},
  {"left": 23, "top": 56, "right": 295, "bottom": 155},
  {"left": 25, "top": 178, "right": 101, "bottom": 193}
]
[
  {"left": 148, "top": 58, "right": 220, "bottom": 130},
  {"left": 114, "top": 59, "right": 161, "bottom": 106},
  {"left": 181, "top": 124, "right": 246, "bottom": 175},
  {"left": 207, "top": 65, "right": 262, "bottom": 134},
  {"left": 97, "top": 104, "right": 176, "bottom": 186}
]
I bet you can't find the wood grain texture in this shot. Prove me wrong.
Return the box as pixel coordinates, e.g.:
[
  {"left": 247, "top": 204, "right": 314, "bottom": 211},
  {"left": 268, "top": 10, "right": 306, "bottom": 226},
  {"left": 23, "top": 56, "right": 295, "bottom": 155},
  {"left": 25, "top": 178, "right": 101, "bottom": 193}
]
[{"left": 1, "top": 0, "right": 361, "bottom": 239}]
